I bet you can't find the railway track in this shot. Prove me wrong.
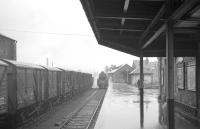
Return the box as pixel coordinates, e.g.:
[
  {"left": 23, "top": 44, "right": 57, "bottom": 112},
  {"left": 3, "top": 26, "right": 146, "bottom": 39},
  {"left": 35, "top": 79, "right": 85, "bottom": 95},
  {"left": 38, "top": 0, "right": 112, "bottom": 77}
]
[{"left": 54, "top": 90, "right": 106, "bottom": 129}]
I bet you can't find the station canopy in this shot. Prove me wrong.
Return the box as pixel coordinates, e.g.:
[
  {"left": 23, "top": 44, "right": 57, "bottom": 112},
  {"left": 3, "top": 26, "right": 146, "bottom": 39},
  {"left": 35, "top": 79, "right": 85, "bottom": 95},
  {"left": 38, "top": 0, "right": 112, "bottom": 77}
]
[{"left": 80, "top": 0, "right": 200, "bottom": 57}]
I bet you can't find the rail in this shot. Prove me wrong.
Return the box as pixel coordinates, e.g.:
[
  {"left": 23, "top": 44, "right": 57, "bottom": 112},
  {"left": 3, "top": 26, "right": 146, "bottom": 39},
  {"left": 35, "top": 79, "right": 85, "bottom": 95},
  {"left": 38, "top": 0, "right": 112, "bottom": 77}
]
[{"left": 55, "top": 90, "right": 106, "bottom": 129}]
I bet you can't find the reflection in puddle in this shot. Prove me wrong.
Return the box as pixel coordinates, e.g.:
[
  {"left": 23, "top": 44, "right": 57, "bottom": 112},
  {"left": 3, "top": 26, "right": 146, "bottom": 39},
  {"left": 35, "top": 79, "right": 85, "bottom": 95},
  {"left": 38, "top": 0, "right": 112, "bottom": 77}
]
[{"left": 94, "top": 82, "right": 162, "bottom": 129}]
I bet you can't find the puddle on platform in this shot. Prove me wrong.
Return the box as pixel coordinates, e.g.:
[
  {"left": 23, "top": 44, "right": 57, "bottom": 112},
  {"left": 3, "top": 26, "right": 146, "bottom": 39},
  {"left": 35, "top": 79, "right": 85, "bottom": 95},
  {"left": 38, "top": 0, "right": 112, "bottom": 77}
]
[{"left": 94, "top": 82, "right": 162, "bottom": 129}]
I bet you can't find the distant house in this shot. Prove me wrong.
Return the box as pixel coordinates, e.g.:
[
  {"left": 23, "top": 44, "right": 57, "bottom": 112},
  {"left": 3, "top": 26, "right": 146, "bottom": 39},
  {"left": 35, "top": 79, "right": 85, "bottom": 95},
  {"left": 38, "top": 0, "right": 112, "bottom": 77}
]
[
  {"left": 129, "top": 68, "right": 153, "bottom": 87},
  {"left": 0, "top": 34, "right": 17, "bottom": 60},
  {"left": 108, "top": 64, "right": 134, "bottom": 84},
  {"left": 130, "top": 58, "right": 158, "bottom": 88}
]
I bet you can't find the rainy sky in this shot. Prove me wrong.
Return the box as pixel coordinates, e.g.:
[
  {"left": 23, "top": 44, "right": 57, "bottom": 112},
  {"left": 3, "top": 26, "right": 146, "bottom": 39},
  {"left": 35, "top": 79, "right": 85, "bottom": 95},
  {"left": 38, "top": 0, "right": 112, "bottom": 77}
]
[{"left": 0, "top": 0, "right": 156, "bottom": 72}]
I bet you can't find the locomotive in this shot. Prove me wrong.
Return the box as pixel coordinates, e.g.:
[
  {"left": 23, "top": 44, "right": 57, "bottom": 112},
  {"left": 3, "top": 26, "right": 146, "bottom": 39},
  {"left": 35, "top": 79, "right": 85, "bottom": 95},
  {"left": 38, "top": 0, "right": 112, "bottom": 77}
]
[
  {"left": 0, "top": 59, "right": 93, "bottom": 129},
  {"left": 97, "top": 71, "right": 108, "bottom": 89}
]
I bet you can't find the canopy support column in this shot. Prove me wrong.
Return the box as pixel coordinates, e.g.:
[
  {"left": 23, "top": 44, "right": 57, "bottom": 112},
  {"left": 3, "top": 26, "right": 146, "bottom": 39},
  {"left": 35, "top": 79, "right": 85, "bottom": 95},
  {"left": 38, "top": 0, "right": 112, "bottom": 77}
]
[
  {"left": 140, "top": 52, "right": 144, "bottom": 128},
  {"left": 197, "top": 43, "right": 200, "bottom": 126},
  {"left": 158, "top": 57, "right": 162, "bottom": 124},
  {"left": 166, "top": 20, "right": 175, "bottom": 129},
  {"left": 158, "top": 57, "right": 162, "bottom": 96}
]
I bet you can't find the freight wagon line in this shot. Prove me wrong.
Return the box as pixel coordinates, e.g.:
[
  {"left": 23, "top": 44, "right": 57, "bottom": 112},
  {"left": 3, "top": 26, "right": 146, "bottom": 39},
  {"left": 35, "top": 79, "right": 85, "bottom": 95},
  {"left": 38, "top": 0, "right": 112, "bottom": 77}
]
[
  {"left": 55, "top": 90, "right": 106, "bottom": 129},
  {"left": 0, "top": 59, "right": 94, "bottom": 129}
]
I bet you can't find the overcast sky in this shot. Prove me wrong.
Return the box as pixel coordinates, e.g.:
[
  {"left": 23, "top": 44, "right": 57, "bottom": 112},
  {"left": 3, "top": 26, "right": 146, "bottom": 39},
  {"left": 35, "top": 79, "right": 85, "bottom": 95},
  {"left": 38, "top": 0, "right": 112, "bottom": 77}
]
[{"left": 0, "top": 0, "right": 156, "bottom": 73}]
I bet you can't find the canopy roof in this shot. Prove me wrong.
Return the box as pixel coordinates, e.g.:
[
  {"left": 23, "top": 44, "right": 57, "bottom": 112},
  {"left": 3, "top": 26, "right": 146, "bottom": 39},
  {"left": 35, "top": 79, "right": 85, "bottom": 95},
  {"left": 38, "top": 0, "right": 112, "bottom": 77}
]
[{"left": 80, "top": 0, "right": 200, "bottom": 57}]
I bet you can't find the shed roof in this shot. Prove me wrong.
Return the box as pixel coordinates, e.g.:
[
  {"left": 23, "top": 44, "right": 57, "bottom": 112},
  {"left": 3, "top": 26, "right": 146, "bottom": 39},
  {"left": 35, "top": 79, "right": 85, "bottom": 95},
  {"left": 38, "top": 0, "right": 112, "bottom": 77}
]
[
  {"left": 108, "top": 64, "right": 134, "bottom": 74},
  {"left": 80, "top": 0, "right": 200, "bottom": 57}
]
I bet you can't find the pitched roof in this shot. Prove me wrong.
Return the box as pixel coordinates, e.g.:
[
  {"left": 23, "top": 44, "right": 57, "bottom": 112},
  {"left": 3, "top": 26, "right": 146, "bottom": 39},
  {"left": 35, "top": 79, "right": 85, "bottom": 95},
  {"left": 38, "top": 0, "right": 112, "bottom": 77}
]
[
  {"left": 130, "top": 59, "right": 156, "bottom": 74},
  {"left": 108, "top": 64, "right": 134, "bottom": 74},
  {"left": 0, "top": 33, "right": 16, "bottom": 42}
]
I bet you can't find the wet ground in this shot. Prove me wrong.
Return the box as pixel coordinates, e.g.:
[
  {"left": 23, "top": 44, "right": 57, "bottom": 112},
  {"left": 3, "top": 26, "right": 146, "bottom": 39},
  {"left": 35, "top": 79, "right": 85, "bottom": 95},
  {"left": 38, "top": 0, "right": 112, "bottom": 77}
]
[
  {"left": 23, "top": 82, "right": 199, "bottom": 129},
  {"left": 94, "top": 82, "right": 162, "bottom": 129},
  {"left": 94, "top": 82, "right": 200, "bottom": 129},
  {"left": 25, "top": 89, "right": 102, "bottom": 129}
]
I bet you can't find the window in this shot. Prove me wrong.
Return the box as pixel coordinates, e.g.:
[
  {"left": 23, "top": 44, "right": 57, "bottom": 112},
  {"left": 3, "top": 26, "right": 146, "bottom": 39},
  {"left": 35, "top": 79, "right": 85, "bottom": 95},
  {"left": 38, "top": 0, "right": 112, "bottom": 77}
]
[
  {"left": 176, "top": 57, "right": 196, "bottom": 91},
  {"left": 177, "top": 67, "right": 184, "bottom": 89},
  {"left": 186, "top": 61, "right": 196, "bottom": 91}
]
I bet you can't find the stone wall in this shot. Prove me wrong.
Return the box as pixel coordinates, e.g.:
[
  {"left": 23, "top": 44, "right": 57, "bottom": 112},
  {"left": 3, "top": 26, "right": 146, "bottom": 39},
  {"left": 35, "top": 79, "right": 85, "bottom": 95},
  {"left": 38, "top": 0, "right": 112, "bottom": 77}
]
[{"left": 175, "top": 89, "right": 196, "bottom": 107}]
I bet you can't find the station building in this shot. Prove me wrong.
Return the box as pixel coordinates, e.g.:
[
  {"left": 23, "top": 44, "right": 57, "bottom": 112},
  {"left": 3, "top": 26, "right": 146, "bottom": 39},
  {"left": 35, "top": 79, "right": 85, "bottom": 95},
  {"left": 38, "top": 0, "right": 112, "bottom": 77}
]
[
  {"left": 130, "top": 67, "right": 153, "bottom": 87},
  {"left": 80, "top": 0, "right": 200, "bottom": 128},
  {"left": 130, "top": 58, "right": 158, "bottom": 88},
  {"left": 160, "top": 57, "right": 198, "bottom": 124}
]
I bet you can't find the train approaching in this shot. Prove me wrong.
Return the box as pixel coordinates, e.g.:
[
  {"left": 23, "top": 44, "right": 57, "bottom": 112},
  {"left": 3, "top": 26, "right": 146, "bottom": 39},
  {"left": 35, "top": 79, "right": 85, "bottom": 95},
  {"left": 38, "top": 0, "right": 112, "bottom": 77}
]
[
  {"left": 97, "top": 71, "right": 108, "bottom": 89},
  {"left": 0, "top": 59, "right": 93, "bottom": 129}
]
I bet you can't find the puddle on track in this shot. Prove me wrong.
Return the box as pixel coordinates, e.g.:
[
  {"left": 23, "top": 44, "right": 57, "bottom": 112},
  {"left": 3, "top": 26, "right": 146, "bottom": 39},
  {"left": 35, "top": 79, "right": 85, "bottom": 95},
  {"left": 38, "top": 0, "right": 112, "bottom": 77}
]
[{"left": 94, "top": 82, "right": 162, "bottom": 129}]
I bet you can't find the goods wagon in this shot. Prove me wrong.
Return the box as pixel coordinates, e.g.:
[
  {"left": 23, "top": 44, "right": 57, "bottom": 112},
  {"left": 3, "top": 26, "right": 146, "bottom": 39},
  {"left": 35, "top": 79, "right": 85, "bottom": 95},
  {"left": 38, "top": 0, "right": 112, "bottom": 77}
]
[
  {"left": 0, "top": 60, "right": 8, "bottom": 113},
  {"left": 0, "top": 59, "right": 47, "bottom": 127},
  {"left": 79, "top": 72, "right": 85, "bottom": 92},
  {"left": 0, "top": 59, "right": 94, "bottom": 129},
  {"left": 88, "top": 73, "right": 94, "bottom": 88},
  {"left": 41, "top": 66, "right": 62, "bottom": 104},
  {"left": 77, "top": 72, "right": 85, "bottom": 93},
  {"left": 70, "top": 71, "right": 79, "bottom": 95},
  {"left": 57, "top": 68, "right": 72, "bottom": 101}
]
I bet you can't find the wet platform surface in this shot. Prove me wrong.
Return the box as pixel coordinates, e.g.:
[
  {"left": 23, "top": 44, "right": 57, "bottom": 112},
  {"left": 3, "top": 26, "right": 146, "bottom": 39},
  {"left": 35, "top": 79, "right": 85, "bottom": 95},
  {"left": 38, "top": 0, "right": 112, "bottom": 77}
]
[
  {"left": 94, "top": 82, "right": 199, "bottom": 129},
  {"left": 94, "top": 82, "right": 161, "bottom": 129}
]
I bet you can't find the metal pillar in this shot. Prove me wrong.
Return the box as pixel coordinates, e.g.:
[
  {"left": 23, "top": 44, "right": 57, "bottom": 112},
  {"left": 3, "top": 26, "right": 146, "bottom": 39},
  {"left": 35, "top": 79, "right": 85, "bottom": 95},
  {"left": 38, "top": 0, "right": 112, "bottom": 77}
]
[
  {"left": 166, "top": 20, "right": 175, "bottom": 129},
  {"left": 158, "top": 57, "right": 162, "bottom": 95},
  {"left": 140, "top": 53, "right": 144, "bottom": 128},
  {"left": 158, "top": 57, "right": 162, "bottom": 124},
  {"left": 197, "top": 43, "right": 200, "bottom": 126}
]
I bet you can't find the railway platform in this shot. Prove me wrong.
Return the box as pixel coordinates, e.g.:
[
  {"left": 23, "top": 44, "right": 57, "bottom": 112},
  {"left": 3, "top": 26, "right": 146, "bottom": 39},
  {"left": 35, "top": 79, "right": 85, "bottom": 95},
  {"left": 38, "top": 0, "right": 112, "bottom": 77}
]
[
  {"left": 94, "top": 82, "right": 199, "bottom": 129},
  {"left": 22, "top": 88, "right": 106, "bottom": 129},
  {"left": 15, "top": 82, "right": 199, "bottom": 129}
]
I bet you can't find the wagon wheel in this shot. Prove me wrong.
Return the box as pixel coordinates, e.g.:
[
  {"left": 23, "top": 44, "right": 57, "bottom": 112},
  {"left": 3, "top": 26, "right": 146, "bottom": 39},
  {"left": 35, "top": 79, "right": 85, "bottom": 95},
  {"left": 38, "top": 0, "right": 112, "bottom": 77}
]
[
  {"left": 18, "top": 111, "right": 26, "bottom": 125},
  {"left": 28, "top": 104, "right": 41, "bottom": 122},
  {"left": 48, "top": 101, "right": 53, "bottom": 111}
]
